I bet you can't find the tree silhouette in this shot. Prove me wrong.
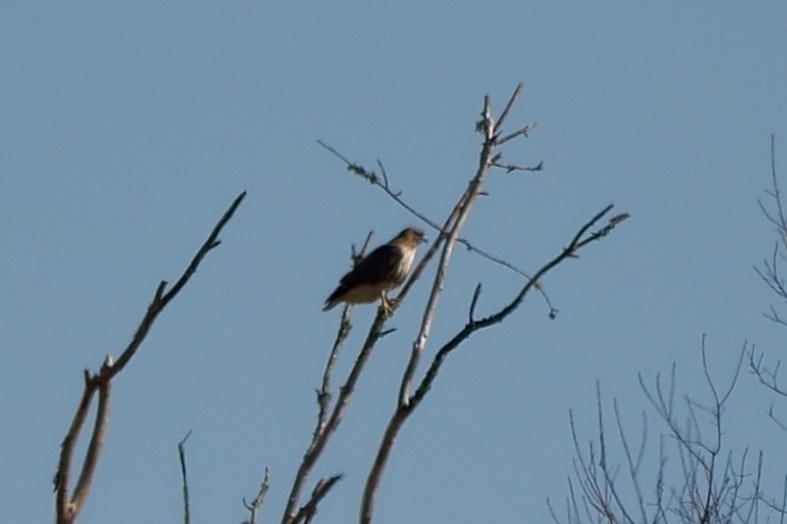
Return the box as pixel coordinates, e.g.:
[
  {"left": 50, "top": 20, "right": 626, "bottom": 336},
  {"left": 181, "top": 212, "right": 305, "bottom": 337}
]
[{"left": 52, "top": 85, "right": 628, "bottom": 524}]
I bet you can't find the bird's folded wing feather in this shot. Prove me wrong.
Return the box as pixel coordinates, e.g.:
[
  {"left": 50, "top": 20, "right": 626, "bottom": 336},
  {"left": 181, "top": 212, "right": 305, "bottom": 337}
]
[{"left": 340, "top": 244, "right": 404, "bottom": 287}]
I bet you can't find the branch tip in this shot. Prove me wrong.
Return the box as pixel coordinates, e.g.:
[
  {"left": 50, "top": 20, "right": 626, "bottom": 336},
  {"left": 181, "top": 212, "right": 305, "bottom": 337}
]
[
  {"left": 155, "top": 281, "right": 167, "bottom": 300},
  {"left": 380, "top": 327, "right": 397, "bottom": 338},
  {"left": 469, "top": 283, "right": 482, "bottom": 322}
]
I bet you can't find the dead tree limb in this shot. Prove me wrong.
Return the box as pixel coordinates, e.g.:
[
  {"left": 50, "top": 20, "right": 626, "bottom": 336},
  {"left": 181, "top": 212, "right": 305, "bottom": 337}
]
[
  {"left": 178, "top": 430, "right": 193, "bottom": 524},
  {"left": 359, "top": 84, "right": 628, "bottom": 524},
  {"left": 242, "top": 468, "right": 270, "bottom": 524},
  {"left": 53, "top": 191, "right": 246, "bottom": 524}
]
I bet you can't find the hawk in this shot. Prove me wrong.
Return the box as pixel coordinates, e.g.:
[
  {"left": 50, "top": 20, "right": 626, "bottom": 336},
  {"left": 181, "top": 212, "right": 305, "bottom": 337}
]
[{"left": 323, "top": 227, "right": 427, "bottom": 314}]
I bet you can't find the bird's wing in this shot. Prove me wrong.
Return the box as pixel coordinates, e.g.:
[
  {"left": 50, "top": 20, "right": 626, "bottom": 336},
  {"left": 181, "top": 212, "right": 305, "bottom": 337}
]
[{"left": 339, "top": 244, "right": 404, "bottom": 288}]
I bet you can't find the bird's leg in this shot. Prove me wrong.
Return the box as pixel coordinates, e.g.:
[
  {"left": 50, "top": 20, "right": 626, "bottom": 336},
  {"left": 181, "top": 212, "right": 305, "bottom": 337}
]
[{"left": 379, "top": 291, "right": 398, "bottom": 317}]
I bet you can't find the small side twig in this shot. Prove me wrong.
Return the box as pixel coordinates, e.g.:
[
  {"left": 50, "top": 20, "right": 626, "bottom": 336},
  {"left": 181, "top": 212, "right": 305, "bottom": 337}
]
[
  {"left": 750, "top": 344, "right": 787, "bottom": 400},
  {"left": 491, "top": 160, "right": 544, "bottom": 174},
  {"left": 351, "top": 231, "right": 374, "bottom": 267},
  {"left": 297, "top": 474, "right": 344, "bottom": 524},
  {"left": 468, "top": 283, "right": 482, "bottom": 323},
  {"left": 178, "top": 430, "right": 193, "bottom": 524},
  {"left": 494, "top": 84, "right": 523, "bottom": 133},
  {"left": 243, "top": 468, "right": 271, "bottom": 524},
  {"left": 497, "top": 123, "right": 538, "bottom": 146}
]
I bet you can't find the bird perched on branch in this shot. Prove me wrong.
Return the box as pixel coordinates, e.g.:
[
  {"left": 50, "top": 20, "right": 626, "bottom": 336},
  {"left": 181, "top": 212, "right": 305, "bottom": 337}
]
[{"left": 323, "top": 227, "right": 427, "bottom": 315}]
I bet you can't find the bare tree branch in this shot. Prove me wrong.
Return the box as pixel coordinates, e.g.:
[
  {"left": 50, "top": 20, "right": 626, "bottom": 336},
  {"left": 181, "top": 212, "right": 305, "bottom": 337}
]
[
  {"left": 497, "top": 122, "right": 538, "bottom": 146},
  {"left": 491, "top": 159, "right": 544, "bottom": 173},
  {"left": 281, "top": 208, "right": 460, "bottom": 523},
  {"left": 752, "top": 136, "right": 787, "bottom": 418},
  {"left": 494, "top": 82, "right": 523, "bottom": 136},
  {"left": 279, "top": 233, "right": 389, "bottom": 524},
  {"left": 359, "top": 84, "right": 628, "bottom": 524},
  {"left": 243, "top": 468, "right": 270, "bottom": 524},
  {"left": 296, "top": 474, "right": 343, "bottom": 524},
  {"left": 411, "top": 205, "right": 626, "bottom": 408},
  {"left": 359, "top": 92, "right": 499, "bottom": 524},
  {"left": 53, "top": 191, "right": 246, "bottom": 524},
  {"left": 178, "top": 430, "right": 193, "bottom": 524},
  {"left": 315, "top": 305, "right": 352, "bottom": 441},
  {"left": 280, "top": 309, "right": 390, "bottom": 524}
]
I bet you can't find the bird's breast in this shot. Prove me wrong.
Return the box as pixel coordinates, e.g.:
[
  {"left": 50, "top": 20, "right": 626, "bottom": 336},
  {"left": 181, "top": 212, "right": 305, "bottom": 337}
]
[{"left": 394, "top": 247, "right": 416, "bottom": 284}]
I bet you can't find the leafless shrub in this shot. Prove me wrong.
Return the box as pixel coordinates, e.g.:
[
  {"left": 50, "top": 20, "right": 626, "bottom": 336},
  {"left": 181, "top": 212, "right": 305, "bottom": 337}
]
[{"left": 550, "top": 340, "right": 779, "bottom": 524}]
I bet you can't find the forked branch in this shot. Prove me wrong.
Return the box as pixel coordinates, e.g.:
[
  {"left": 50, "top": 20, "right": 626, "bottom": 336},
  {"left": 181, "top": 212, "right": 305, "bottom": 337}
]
[
  {"left": 360, "top": 84, "right": 628, "bottom": 524},
  {"left": 243, "top": 468, "right": 270, "bottom": 524},
  {"left": 411, "top": 204, "right": 627, "bottom": 409},
  {"left": 53, "top": 191, "right": 246, "bottom": 524}
]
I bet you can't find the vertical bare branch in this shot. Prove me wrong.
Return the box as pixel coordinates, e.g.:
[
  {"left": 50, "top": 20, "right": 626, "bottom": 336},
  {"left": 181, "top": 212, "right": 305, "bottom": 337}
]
[
  {"left": 359, "top": 84, "right": 628, "bottom": 524},
  {"left": 280, "top": 311, "right": 387, "bottom": 524},
  {"left": 177, "top": 431, "right": 193, "bottom": 524},
  {"left": 359, "top": 91, "right": 499, "bottom": 524},
  {"left": 243, "top": 468, "right": 270, "bottom": 524},
  {"left": 314, "top": 305, "right": 352, "bottom": 442},
  {"left": 70, "top": 375, "right": 112, "bottom": 513}
]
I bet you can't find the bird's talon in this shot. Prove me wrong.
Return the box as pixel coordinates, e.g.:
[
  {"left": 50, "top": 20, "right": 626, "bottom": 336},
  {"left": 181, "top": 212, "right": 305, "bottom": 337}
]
[{"left": 380, "top": 295, "right": 398, "bottom": 317}]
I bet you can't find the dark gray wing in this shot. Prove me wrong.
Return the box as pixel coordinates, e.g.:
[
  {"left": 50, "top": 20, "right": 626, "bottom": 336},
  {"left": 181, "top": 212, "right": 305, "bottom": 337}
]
[{"left": 324, "top": 244, "right": 403, "bottom": 305}]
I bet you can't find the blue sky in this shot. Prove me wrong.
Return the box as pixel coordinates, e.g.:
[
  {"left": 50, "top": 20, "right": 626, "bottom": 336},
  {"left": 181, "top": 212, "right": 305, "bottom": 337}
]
[{"left": 2, "top": 2, "right": 787, "bottom": 523}]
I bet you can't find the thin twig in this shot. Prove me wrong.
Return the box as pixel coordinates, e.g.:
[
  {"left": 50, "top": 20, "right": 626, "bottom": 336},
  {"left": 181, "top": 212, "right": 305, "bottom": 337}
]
[
  {"left": 491, "top": 160, "right": 544, "bottom": 173},
  {"left": 297, "top": 475, "right": 344, "bottom": 524},
  {"left": 351, "top": 231, "right": 374, "bottom": 266},
  {"left": 468, "top": 283, "right": 482, "bottom": 323},
  {"left": 111, "top": 191, "right": 247, "bottom": 378},
  {"left": 243, "top": 468, "right": 270, "bottom": 524},
  {"left": 494, "top": 83, "right": 523, "bottom": 135},
  {"left": 497, "top": 123, "right": 538, "bottom": 146},
  {"left": 749, "top": 344, "right": 787, "bottom": 399},
  {"left": 359, "top": 91, "right": 498, "bottom": 524},
  {"left": 315, "top": 305, "right": 352, "bottom": 442},
  {"left": 178, "top": 430, "right": 193, "bottom": 524}
]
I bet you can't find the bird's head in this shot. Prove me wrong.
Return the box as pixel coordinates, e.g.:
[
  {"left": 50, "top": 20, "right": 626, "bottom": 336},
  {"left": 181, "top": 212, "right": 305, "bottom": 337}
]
[{"left": 396, "top": 227, "right": 427, "bottom": 247}]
